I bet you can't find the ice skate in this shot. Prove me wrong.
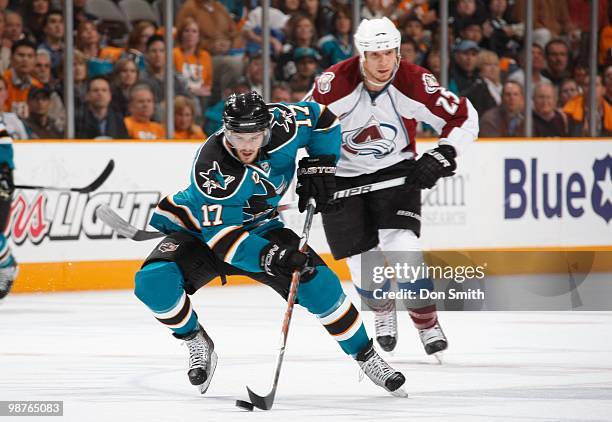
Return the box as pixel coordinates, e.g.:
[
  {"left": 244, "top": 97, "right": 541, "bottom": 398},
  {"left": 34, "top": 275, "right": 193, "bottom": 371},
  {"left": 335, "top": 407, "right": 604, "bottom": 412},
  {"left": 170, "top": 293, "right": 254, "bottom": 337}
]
[
  {"left": 174, "top": 324, "right": 218, "bottom": 394},
  {"left": 418, "top": 321, "right": 448, "bottom": 363},
  {"left": 374, "top": 299, "right": 398, "bottom": 352},
  {"left": 356, "top": 339, "right": 407, "bottom": 397},
  {"left": 0, "top": 262, "right": 17, "bottom": 300}
]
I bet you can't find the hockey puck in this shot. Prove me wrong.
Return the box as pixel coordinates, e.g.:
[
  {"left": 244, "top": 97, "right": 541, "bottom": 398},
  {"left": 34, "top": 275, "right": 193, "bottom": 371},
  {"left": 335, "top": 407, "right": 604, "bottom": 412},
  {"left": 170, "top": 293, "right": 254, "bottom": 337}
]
[{"left": 235, "top": 400, "right": 254, "bottom": 411}]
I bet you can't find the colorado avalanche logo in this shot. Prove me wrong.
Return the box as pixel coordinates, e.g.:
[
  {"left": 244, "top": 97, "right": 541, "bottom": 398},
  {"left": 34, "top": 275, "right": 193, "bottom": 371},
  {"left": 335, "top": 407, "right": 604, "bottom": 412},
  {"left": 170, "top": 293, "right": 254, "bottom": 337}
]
[
  {"left": 342, "top": 116, "right": 397, "bottom": 158},
  {"left": 198, "top": 161, "right": 236, "bottom": 195},
  {"left": 591, "top": 154, "right": 612, "bottom": 223}
]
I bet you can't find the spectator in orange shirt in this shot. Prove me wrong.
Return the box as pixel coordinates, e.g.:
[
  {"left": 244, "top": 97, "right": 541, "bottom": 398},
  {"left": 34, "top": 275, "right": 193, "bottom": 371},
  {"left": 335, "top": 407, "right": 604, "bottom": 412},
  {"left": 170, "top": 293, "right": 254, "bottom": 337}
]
[
  {"left": 124, "top": 83, "right": 165, "bottom": 140},
  {"left": 174, "top": 17, "right": 213, "bottom": 110},
  {"left": 2, "top": 39, "right": 42, "bottom": 119},
  {"left": 174, "top": 95, "right": 206, "bottom": 140}
]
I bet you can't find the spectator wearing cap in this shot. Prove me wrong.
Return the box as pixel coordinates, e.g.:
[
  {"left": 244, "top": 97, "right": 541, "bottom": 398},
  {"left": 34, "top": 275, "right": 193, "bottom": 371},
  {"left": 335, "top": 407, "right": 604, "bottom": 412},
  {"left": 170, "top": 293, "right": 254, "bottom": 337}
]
[
  {"left": 508, "top": 43, "right": 551, "bottom": 88},
  {"left": 289, "top": 47, "right": 320, "bottom": 96},
  {"left": 463, "top": 50, "right": 502, "bottom": 116},
  {"left": 480, "top": 80, "right": 525, "bottom": 137},
  {"left": 450, "top": 40, "right": 480, "bottom": 95},
  {"left": 139, "top": 35, "right": 194, "bottom": 123},
  {"left": 37, "top": 10, "right": 64, "bottom": 74},
  {"left": 76, "top": 76, "right": 129, "bottom": 139},
  {"left": 124, "top": 84, "right": 165, "bottom": 140},
  {"left": 32, "top": 49, "right": 65, "bottom": 130},
  {"left": 532, "top": 81, "right": 568, "bottom": 137},
  {"left": 318, "top": 5, "right": 354, "bottom": 67},
  {"left": 2, "top": 39, "right": 43, "bottom": 119},
  {"left": 0, "top": 75, "right": 28, "bottom": 139},
  {"left": 24, "top": 86, "right": 63, "bottom": 138},
  {"left": 542, "top": 39, "right": 571, "bottom": 87}
]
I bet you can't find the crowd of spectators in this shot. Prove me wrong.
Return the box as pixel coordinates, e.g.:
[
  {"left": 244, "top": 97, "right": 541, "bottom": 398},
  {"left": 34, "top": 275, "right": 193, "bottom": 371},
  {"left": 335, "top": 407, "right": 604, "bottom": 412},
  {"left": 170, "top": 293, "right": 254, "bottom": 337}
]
[{"left": 0, "top": 0, "right": 611, "bottom": 139}]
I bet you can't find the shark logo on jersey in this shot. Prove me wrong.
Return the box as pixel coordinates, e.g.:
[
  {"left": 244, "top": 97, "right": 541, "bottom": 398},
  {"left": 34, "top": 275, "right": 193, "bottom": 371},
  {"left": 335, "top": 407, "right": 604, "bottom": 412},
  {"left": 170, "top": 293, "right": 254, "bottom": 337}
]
[
  {"left": 270, "top": 107, "right": 294, "bottom": 133},
  {"left": 199, "top": 161, "right": 236, "bottom": 194},
  {"left": 243, "top": 176, "right": 279, "bottom": 221},
  {"left": 342, "top": 116, "right": 397, "bottom": 158}
]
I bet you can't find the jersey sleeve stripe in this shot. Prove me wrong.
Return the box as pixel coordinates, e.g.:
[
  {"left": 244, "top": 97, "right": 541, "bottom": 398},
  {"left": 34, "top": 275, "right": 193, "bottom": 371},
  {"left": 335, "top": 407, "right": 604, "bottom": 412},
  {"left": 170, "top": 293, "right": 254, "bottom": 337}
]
[
  {"left": 157, "top": 197, "right": 201, "bottom": 232},
  {"left": 314, "top": 106, "right": 339, "bottom": 131},
  {"left": 206, "top": 224, "right": 242, "bottom": 249},
  {"left": 210, "top": 226, "right": 249, "bottom": 260},
  {"left": 224, "top": 231, "right": 249, "bottom": 263}
]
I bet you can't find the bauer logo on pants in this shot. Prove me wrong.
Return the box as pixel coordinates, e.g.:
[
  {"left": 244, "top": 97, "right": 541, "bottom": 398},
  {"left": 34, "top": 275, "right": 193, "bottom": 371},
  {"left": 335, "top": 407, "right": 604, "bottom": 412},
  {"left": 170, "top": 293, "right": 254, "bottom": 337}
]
[{"left": 158, "top": 242, "right": 180, "bottom": 253}]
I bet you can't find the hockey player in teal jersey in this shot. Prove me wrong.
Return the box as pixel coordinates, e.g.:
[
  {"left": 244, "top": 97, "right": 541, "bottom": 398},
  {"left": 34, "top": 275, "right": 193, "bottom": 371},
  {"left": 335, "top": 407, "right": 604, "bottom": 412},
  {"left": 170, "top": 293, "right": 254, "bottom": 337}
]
[
  {"left": 0, "top": 122, "right": 17, "bottom": 301},
  {"left": 134, "top": 92, "right": 406, "bottom": 397}
]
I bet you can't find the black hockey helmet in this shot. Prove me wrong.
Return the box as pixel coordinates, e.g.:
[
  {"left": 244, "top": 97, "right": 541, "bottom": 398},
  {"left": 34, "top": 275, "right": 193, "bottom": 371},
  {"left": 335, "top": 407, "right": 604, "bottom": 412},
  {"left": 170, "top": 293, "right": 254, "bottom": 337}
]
[{"left": 223, "top": 91, "right": 271, "bottom": 133}]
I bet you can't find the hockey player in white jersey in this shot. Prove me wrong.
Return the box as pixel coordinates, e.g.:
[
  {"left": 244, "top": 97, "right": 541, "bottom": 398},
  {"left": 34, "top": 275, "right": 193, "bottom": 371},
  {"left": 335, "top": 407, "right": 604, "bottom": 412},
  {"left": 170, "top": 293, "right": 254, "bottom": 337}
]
[{"left": 306, "top": 17, "right": 479, "bottom": 358}]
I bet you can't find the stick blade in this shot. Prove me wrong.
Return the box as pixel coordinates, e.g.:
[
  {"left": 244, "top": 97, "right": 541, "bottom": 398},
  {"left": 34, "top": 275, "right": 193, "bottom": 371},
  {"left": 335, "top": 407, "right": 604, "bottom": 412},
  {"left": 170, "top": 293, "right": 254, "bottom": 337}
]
[
  {"left": 95, "top": 204, "right": 138, "bottom": 239},
  {"left": 246, "top": 387, "right": 275, "bottom": 410},
  {"left": 72, "top": 159, "right": 115, "bottom": 193}
]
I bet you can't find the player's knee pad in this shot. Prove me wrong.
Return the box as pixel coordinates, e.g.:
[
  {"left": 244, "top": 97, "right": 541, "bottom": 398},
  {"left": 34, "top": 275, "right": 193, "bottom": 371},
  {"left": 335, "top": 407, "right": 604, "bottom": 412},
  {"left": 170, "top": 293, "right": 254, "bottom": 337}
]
[
  {"left": 142, "top": 232, "right": 220, "bottom": 294},
  {"left": 134, "top": 261, "right": 185, "bottom": 312},
  {"left": 297, "top": 265, "right": 344, "bottom": 315}
]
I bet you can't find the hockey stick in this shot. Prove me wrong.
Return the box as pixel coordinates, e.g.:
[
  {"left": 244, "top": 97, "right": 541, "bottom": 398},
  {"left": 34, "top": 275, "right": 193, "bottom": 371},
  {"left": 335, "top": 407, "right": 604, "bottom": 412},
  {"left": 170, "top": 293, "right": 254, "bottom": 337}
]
[
  {"left": 15, "top": 159, "right": 115, "bottom": 193},
  {"left": 95, "top": 204, "right": 165, "bottom": 241},
  {"left": 94, "top": 175, "right": 409, "bottom": 242},
  {"left": 246, "top": 197, "right": 317, "bottom": 411}
]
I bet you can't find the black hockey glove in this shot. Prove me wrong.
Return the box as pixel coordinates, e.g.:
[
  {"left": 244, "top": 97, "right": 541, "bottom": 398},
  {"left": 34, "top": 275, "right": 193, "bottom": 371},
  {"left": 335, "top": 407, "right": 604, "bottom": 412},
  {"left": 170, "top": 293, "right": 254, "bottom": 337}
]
[
  {"left": 0, "top": 163, "right": 14, "bottom": 200},
  {"left": 413, "top": 145, "right": 457, "bottom": 189},
  {"left": 260, "top": 242, "right": 312, "bottom": 278},
  {"left": 296, "top": 155, "right": 338, "bottom": 214}
]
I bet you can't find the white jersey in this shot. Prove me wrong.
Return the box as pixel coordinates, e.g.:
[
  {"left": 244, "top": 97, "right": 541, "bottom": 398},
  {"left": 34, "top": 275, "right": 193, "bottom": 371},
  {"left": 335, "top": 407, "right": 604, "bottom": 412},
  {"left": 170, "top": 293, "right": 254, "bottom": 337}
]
[{"left": 308, "top": 57, "right": 479, "bottom": 177}]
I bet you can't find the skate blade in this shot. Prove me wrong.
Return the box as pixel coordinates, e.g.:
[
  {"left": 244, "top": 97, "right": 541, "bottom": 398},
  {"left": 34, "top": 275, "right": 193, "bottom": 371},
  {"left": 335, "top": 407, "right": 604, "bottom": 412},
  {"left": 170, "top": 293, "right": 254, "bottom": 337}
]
[
  {"left": 433, "top": 352, "right": 443, "bottom": 364},
  {"left": 390, "top": 387, "right": 408, "bottom": 398},
  {"left": 197, "top": 351, "right": 218, "bottom": 395}
]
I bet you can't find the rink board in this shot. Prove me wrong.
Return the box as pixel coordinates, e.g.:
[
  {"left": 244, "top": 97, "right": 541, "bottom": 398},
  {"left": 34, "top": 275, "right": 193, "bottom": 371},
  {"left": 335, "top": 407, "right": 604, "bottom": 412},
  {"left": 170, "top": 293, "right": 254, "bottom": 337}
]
[{"left": 9, "top": 138, "right": 612, "bottom": 292}]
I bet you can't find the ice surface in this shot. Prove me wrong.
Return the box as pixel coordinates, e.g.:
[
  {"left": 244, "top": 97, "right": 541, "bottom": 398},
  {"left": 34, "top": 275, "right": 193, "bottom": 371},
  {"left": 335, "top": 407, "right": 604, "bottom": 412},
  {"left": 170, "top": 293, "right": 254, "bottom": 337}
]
[{"left": 1, "top": 283, "right": 611, "bottom": 422}]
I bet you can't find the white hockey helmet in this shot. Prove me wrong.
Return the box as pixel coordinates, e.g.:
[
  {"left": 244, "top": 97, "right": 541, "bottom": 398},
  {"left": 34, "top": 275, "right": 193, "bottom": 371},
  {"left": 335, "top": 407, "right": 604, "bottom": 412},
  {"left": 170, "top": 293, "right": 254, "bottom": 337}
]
[{"left": 354, "top": 17, "right": 401, "bottom": 59}]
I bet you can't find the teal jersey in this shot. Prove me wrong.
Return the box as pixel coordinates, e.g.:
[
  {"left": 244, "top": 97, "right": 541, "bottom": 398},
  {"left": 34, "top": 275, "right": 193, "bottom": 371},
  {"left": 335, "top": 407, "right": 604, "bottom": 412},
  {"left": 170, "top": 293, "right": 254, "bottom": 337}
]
[
  {"left": 150, "top": 101, "right": 340, "bottom": 273},
  {"left": 0, "top": 123, "right": 15, "bottom": 168}
]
